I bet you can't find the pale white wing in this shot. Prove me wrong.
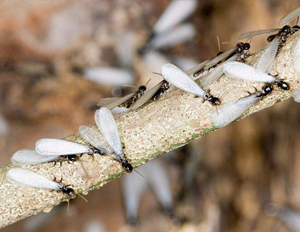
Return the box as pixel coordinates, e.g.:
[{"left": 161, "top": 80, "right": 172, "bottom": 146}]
[
  {"left": 97, "top": 97, "right": 121, "bottom": 108},
  {"left": 6, "top": 168, "right": 60, "bottom": 190},
  {"left": 153, "top": 0, "right": 198, "bottom": 35},
  {"left": 150, "top": 24, "right": 196, "bottom": 49},
  {"left": 95, "top": 108, "right": 123, "bottom": 157},
  {"left": 131, "top": 81, "right": 165, "bottom": 110},
  {"left": 11, "top": 149, "right": 58, "bottom": 165},
  {"left": 223, "top": 61, "right": 275, "bottom": 83},
  {"left": 97, "top": 93, "right": 135, "bottom": 109},
  {"left": 254, "top": 37, "right": 280, "bottom": 73},
  {"left": 294, "top": 58, "right": 300, "bottom": 73},
  {"left": 279, "top": 7, "right": 300, "bottom": 26},
  {"left": 238, "top": 28, "right": 281, "bottom": 39},
  {"left": 36, "top": 139, "right": 90, "bottom": 156},
  {"left": 79, "top": 126, "right": 112, "bottom": 153},
  {"left": 210, "top": 95, "right": 258, "bottom": 128},
  {"left": 161, "top": 63, "right": 206, "bottom": 97}
]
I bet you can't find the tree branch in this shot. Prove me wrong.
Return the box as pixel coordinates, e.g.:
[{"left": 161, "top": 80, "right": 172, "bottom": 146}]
[{"left": 1, "top": 32, "right": 300, "bottom": 228}]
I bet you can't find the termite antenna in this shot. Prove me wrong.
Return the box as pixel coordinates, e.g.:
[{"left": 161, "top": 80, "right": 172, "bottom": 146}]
[
  {"left": 77, "top": 194, "right": 88, "bottom": 202},
  {"left": 134, "top": 170, "right": 145, "bottom": 179},
  {"left": 152, "top": 72, "right": 163, "bottom": 76}
]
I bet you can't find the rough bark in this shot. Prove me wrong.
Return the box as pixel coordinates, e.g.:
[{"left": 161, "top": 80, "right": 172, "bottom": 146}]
[{"left": 0, "top": 32, "right": 300, "bottom": 228}]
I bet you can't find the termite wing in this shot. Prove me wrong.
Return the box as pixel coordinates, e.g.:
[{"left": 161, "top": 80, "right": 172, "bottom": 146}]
[
  {"left": 238, "top": 25, "right": 300, "bottom": 44},
  {"left": 11, "top": 149, "right": 79, "bottom": 165},
  {"left": 94, "top": 107, "right": 133, "bottom": 173},
  {"left": 223, "top": 61, "right": 289, "bottom": 90},
  {"left": 97, "top": 80, "right": 151, "bottom": 110},
  {"left": 6, "top": 168, "right": 76, "bottom": 197},
  {"left": 186, "top": 42, "right": 250, "bottom": 78},
  {"left": 35, "top": 139, "right": 103, "bottom": 157},
  {"left": 211, "top": 84, "right": 273, "bottom": 128},
  {"left": 161, "top": 63, "right": 221, "bottom": 105},
  {"left": 279, "top": 7, "right": 300, "bottom": 26}
]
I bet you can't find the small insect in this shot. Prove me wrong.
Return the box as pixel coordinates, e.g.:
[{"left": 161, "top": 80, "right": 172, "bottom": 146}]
[
  {"left": 97, "top": 79, "right": 151, "bottom": 110},
  {"left": 279, "top": 7, "right": 300, "bottom": 26},
  {"left": 161, "top": 63, "right": 221, "bottom": 105},
  {"left": 6, "top": 168, "right": 76, "bottom": 197},
  {"left": 223, "top": 61, "right": 290, "bottom": 90},
  {"left": 152, "top": 0, "right": 198, "bottom": 35},
  {"left": 95, "top": 107, "right": 133, "bottom": 173},
  {"left": 238, "top": 25, "right": 300, "bottom": 44},
  {"left": 130, "top": 80, "right": 170, "bottom": 110},
  {"left": 35, "top": 139, "right": 102, "bottom": 157},
  {"left": 10, "top": 149, "right": 79, "bottom": 165},
  {"left": 211, "top": 86, "right": 273, "bottom": 128},
  {"left": 190, "top": 42, "right": 251, "bottom": 78}
]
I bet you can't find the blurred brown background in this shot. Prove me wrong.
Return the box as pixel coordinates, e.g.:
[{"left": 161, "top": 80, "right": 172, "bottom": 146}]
[{"left": 1, "top": 0, "right": 300, "bottom": 231}]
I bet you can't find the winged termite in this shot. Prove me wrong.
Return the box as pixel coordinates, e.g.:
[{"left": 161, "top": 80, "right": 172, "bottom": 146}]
[
  {"left": 191, "top": 42, "right": 250, "bottom": 78},
  {"left": 130, "top": 80, "right": 170, "bottom": 110},
  {"left": 97, "top": 79, "right": 151, "bottom": 110}
]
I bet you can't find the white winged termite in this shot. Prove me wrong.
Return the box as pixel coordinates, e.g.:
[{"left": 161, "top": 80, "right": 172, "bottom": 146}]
[
  {"left": 95, "top": 107, "right": 133, "bottom": 173},
  {"left": 211, "top": 85, "right": 273, "bottom": 128},
  {"left": 11, "top": 149, "right": 79, "bottom": 165},
  {"left": 161, "top": 63, "right": 221, "bottom": 105},
  {"left": 97, "top": 79, "right": 151, "bottom": 110},
  {"left": 223, "top": 61, "right": 290, "bottom": 90},
  {"left": 6, "top": 168, "right": 76, "bottom": 198},
  {"left": 35, "top": 139, "right": 103, "bottom": 157}
]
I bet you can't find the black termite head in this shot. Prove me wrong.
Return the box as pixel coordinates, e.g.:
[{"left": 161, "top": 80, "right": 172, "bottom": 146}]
[
  {"left": 88, "top": 147, "right": 104, "bottom": 155},
  {"left": 60, "top": 185, "right": 76, "bottom": 197},
  {"left": 243, "top": 43, "right": 251, "bottom": 51},
  {"left": 65, "top": 155, "right": 78, "bottom": 162},
  {"left": 292, "top": 25, "right": 300, "bottom": 34},
  {"left": 121, "top": 159, "right": 133, "bottom": 173},
  {"left": 203, "top": 93, "right": 221, "bottom": 106},
  {"left": 138, "top": 85, "right": 147, "bottom": 91},
  {"left": 236, "top": 43, "right": 245, "bottom": 53},
  {"left": 275, "top": 80, "right": 290, "bottom": 90},
  {"left": 281, "top": 25, "right": 291, "bottom": 34}
]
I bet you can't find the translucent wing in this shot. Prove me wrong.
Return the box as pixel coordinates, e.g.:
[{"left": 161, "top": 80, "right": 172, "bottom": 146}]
[
  {"left": 238, "top": 28, "right": 281, "bottom": 39},
  {"left": 254, "top": 37, "right": 280, "bottom": 73},
  {"left": 6, "top": 168, "right": 60, "bottom": 190},
  {"left": 97, "top": 93, "right": 136, "bottom": 109},
  {"left": 95, "top": 108, "right": 123, "bottom": 158},
  {"left": 79, "top": 126, "right": 111, "bottom": 154},
  {"left": 36, "top": 139, "right": 91, "bottom": 156},
  {"left": 223, "top": 62, "right": 275, "bottom": 83},
  {"left": 293, "top": 37, "right": 300, "bottom": 60},
  {"left": 210, "top": 95, "right": 258, "bottom": 128},
  {"left": 279, "top": 7, "right": 300, "bottom": 26},
  {"left": 202, "top": 48, "right": 235, "bottom": 70},
  {"left": 11, "top": 149, "right": 59, "bottom": 165},
  {"left": 161, "top": 63, "right": 206, "bottom": 97},
  {"left": 131, "top": 81, "right": 165, "bottom": 110},
  {"left": 153, "top": 0, "right": 198, "bottom": 35},
  {"left": 185, "top": 60, "right": 209, "bottom": 76},
  {"left": 292, "top": 88, "right": 300, "bottom": 103}
]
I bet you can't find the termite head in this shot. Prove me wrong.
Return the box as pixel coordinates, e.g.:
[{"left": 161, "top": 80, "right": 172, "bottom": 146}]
[
  {"left": 122, "top": 159, "right": 133, "bottom": 173},
  {"left": 60, "top": 186, "right": 76, "bottom": 197},
  {"left": 138, "top": 85, "right": 147, "bottom": 91}
]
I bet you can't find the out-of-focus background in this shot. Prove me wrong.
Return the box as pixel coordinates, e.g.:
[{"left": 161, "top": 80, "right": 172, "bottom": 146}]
[{"left": 1, "top": 0, "right": 300, "bottom": 231}]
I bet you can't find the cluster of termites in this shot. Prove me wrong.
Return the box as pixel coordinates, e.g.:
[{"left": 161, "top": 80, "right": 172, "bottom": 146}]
[{"left": 5, "top": 3, "right": 300, "bottom": 225}]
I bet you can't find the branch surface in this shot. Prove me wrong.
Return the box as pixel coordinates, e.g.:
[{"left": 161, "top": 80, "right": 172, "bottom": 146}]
[{"left": 1, "top": 32, "right": 300, "bottom": 228}]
